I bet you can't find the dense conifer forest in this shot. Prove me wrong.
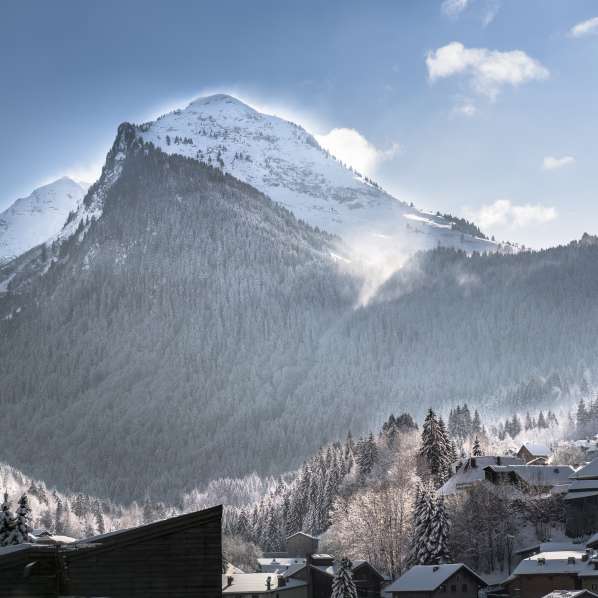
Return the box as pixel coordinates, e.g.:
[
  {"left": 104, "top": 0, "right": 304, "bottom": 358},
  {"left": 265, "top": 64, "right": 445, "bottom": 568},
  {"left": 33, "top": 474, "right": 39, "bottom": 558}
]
[{"left": 1, "top": 132, "right": 597, "bottom": 502}]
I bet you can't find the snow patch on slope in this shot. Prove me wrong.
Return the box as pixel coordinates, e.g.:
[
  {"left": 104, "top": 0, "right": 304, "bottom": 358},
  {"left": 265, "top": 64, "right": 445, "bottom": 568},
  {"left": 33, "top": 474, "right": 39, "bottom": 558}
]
[
  {"left": 136, "top": 94, "right": 499, "bottom": 259},
  {"left": 0, "top": 177, "right": 88, "bottom": 264}
]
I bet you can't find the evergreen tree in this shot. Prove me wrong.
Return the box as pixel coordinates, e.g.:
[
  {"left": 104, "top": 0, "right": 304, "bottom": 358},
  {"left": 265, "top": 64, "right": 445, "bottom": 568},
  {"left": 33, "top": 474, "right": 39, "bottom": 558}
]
[
  {"left": 355, "top": 433, "right": 378, "bottom": 479},
  {"left": 3, "top": 494, "right": 31, "bottom": 546},
  {"left": 472, "top": 410, "right": 482, "bottom": 434},
  {"left": 430, "top": 496, "right": 451, "bottom": 564},
  {"left": 472, "top": 436, "right": 483, "bottom": 456},
  {"left": 0, "top": 492, "right": 13, "bottom": 545},
  {"left": 408, "top": 483, "right": 436, "bottom": 566},
  {"left": 419, "top": 410, "right": 452, "bottom": 487},
  {"left": 331, "top": 558, "right": 358, "bottom": 598}
]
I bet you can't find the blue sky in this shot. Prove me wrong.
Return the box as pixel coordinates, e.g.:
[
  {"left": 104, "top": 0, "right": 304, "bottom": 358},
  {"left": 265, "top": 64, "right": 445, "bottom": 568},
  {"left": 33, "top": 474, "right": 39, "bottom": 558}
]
[{"left": 1, "top": 0, "right": 597, "bottom": 248}]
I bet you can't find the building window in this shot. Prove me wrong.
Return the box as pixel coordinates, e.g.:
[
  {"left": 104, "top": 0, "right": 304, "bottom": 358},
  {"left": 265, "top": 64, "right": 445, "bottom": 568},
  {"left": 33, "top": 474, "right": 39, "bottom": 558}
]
[{"left": 451, "top": 585, "right": 457, "bottom": 592}]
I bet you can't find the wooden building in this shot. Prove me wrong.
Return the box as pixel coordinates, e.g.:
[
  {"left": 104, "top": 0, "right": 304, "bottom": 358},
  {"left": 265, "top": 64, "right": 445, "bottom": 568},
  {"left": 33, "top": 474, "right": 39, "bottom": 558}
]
[
  {"left": 565, "top": 459, "right": 598, "bottom": 537},
  {"left": 384, "top": 563, "right": 487, "bottom": 598},
  {"left": 518, "top": 443, "right": 550, "bottom": 464},
  {"left": 223, "top": 572, "right": 307, "bottom": 598},
  {"left": 504, "top": 549, "right": 598, "bottom": 598},
  {"left": 284, "top": 554, "right": 384, "bottom": 598},
  {"left": 0, "top": 505, "right": 222, "bottom": 598},
  {"left": 286, "top": 532, "right": 319, "bottom": 557}
]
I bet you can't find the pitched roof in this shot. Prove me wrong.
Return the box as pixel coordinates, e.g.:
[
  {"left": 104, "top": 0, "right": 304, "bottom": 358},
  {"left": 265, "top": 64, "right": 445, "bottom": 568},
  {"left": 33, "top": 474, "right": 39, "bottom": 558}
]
[
  {"left": 385, "top": 564, "right": 486, "bottom": 592},
  {"left": 520, "top": 443, "right": 550, "bottom": 457},
  {"left": 283, "top": 559, "right": 384, "bottom": 581},
  {"left": 222, "top": 573, "right": 306, "bottom": 594},
  {"left": 542, "top": 591, "right": 598, "bottom": 597},
  {"left": 439, "top": 456, "right": 524, "bottom": 495},
  {"left": 571, "top": 459, "right": 598, "bottom": 480},
  {"left": 484, "top": 464, "right": 574, "bottom": 486},
  {"left": 511, "top": 551, "right": 592, "bottom": 577},
  {"left": 68, "top": 505, "right": 222, "bottom": 559},
  {"left": 515, "top": 542, "right": 584, "bottom": 556}
]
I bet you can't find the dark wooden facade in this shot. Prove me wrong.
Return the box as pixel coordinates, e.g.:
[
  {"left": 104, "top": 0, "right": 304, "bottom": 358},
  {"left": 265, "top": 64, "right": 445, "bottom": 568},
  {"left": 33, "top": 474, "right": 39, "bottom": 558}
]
[
  {"left": 286, "top": 532, "right": 319, "bottom": 557},
  {"left": 566, "top": 494, "right": 598, "bottom": 537},
  {"left": 0, "top": 505, "right": 222, "bottom": 598},
  {"left": 0, "top": 544, "right": 59, "bottom": 598},
  {"left": 286, "top": 559, "right": 384, "bottom": 598}
]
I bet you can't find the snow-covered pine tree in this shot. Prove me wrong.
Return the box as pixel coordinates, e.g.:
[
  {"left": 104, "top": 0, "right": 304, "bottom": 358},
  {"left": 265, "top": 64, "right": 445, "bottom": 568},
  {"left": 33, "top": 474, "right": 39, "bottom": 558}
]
[
  {"left": 0, "top": 492, "right": 12, "bottom": 545},
  {"left": 355, "top": 433, "right": 378, "bottom": 479},
  {"left": 472, "top": 436, "right": 483, "bottom": 456},
  {"left": 2, "top": 494, "right": 31, "bottom": 546},
  {"left": 429, "top": 495, "right": 451, "bottom": 564},
  {"left": 331, "top": 558, "right": 358, "bottom": 598},
  {"left": 408, "top": 483, "right": 436, "bottom": 566},
  {"left": 419, "top": 410, "right": 452, "bottom": 488}
]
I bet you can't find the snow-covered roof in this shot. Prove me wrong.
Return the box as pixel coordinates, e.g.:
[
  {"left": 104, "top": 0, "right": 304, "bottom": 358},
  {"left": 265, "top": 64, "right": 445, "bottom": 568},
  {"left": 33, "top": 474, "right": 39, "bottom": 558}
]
[
  {"left": 515, "top": 542, "right": 584, "bottom": 556},
  {"left": 484, "top": 464, "right": 574, "bottom": 486},
  {"left": 510, "top": 551, "right": 598, "bottom": 577},
  {"left": 439, "top": 456, "right": 524, "bottom": 495},
  {"left": 283, "top": 559, "right": 383, "bottom": 581},
  {"left": 520, "top": 443, "right": 550, "bottom": 457},
  {"left": 542, "top": 591, "right": 598, "bottom": 598},
  {"left": 571, "top": 459, "right": 598, "bottom": 480},
  {"left": 385, "top": 564, "right": 486, "bottom": 592},
  {"left": 258, "top": 557, "right": 306, "bottom": 573},
  {"left": 222, "top": 573, "right": 306, "bottom": 593}
]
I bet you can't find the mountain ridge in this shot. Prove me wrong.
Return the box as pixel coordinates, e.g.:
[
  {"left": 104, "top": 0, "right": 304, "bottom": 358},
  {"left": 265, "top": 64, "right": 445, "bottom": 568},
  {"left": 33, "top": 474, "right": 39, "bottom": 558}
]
[{"left": 0, "top": 177, "right": 88, "bottom": 265}]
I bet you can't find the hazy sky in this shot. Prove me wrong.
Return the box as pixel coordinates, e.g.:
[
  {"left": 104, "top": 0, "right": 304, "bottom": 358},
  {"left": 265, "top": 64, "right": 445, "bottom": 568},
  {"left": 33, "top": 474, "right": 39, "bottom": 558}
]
[{"left": 1, "top": 0, "right": 597, "bottom": 248}]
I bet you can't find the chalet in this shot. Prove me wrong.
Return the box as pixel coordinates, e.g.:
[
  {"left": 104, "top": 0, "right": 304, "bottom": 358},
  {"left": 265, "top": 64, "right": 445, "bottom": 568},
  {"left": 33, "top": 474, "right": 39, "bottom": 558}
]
[
  {"left": 483, "top": 464, "right": 574, "bottom": 493},
  {"left": 518, "top": 443, "right": 551, "bottom": 464},
  {"left": 0, "top": 505, "right": 222, "bottom": 598},
  {"left": 565, "top": 459, "right": 598, "bottom": 536},
  {"left": 284, "top": 553, "right": 385, "bottom": 598},
  {"left": 223, "top": 573, "right": 307, "bottom": 598},
  {"left": 385, "top": 563, "right": 487, "bottom": 597},
  {"left": 439, "top": 456, "right": 525, "bottom": 496},
  {"left": 505, "top": 549, "right": 598, "bottom": 598}
]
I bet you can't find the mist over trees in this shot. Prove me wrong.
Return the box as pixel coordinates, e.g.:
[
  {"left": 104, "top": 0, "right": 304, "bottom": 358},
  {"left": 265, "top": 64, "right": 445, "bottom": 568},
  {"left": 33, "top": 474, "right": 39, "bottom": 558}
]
[{"left": 1, "top": 136, "right": 598, "bottom": 502}]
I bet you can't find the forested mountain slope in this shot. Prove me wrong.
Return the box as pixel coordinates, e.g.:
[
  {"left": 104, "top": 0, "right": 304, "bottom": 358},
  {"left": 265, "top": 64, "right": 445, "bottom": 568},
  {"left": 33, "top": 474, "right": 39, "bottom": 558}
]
[
  {"left": 0, "top": 129, "right": 358, "bottom": 502},
  {"left": 0, "top": 124, "right": 597, "bottom": 504}
]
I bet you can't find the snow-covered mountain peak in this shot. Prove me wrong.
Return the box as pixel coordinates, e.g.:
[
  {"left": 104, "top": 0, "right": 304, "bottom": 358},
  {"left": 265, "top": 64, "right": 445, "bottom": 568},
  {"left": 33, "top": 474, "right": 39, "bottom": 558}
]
[
  {"left": 136, "top": 93, "right": 498, "bottom": 259},
  {"left": 0, "top": 177, "right": 88, "bottom": 264}
]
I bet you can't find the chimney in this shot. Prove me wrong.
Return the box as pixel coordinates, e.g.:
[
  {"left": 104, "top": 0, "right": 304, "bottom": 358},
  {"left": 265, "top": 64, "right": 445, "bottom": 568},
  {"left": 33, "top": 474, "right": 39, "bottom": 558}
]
[
  {"left": 226, "top": 576, "right": 234, "bottom": 587},
  {"left": 266, "top": 576, "right": 272, "bottom": 591},
  {"left": 538, "top": 558, "right": 545, "bottom": 566}
]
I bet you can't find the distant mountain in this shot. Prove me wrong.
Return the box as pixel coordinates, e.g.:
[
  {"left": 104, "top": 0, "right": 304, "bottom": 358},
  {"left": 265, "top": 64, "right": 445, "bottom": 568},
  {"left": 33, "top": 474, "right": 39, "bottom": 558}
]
[
  {"left": 0, "top": 123, "right": 594, "bottom": 505},
  {"left": 0, "top": 177, "right": 88, "bottom": 265},
  {"left": 134, "top": 94, "right": 498, "bottom": 259}
]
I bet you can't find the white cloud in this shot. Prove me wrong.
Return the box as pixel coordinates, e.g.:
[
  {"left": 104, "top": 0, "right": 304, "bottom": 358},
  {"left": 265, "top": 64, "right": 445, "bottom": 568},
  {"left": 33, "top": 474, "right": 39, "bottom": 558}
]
[
  {"left": 542, "top": 155, "right": 575, "bottom": 171},
  {"left": 426, "top": 42, "right": 549, "bottom": 100},
  {"left": 465, "top": 199, "right": 557, "bottom": 229},
  {"left": 441, "top": 0, "right": 470, "bottom": 17},
  {"left": 482, "top": 0, "right": 501, "bottom": 26},
  {"left": 315, "top": 128, "right": 400, "bottom": 175},
  {"left": 570, "top": 16, "right": 598, "bottom": 38}
]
